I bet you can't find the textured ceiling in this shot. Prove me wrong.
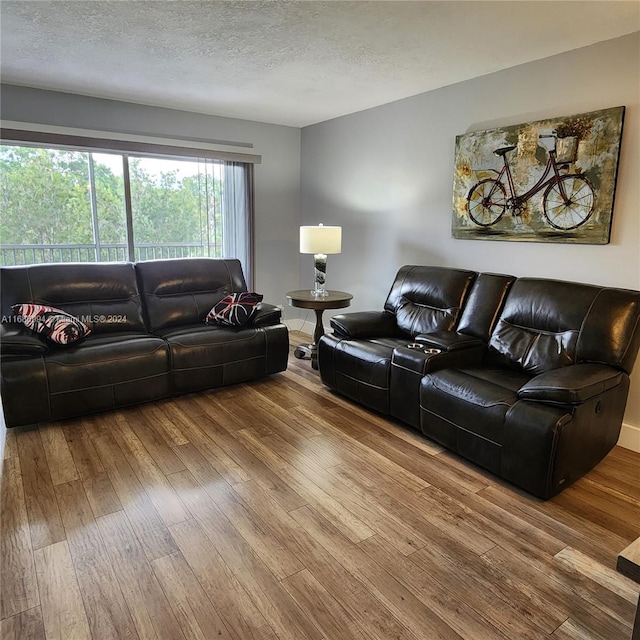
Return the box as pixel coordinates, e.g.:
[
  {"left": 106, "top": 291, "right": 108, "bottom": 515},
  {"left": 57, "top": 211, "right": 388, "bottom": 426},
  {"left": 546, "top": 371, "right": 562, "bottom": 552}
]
[{"left": 1, "top": 1, "right": 639, "bottom": 127}]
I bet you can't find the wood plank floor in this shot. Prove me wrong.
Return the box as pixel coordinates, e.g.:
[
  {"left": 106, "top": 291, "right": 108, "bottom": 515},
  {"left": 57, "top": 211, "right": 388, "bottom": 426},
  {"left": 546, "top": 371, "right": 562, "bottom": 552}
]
[{"left": 2, "top": 332, "right": 639, "bottom": 640}]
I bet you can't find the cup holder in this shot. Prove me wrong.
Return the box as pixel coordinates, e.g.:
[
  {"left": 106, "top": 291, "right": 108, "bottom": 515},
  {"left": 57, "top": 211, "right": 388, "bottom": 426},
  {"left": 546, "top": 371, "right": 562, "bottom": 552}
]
[{"left": 406, "top": 343, "right": 442, "bottom": 355}]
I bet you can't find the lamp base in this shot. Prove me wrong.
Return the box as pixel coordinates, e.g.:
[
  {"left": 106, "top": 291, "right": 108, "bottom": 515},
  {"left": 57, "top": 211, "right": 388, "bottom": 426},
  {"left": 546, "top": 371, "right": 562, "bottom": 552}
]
[
  {"left": 293, "top": 344, "right": 313, "bottom": 359},
  {"left": 312, "top": 253, "right": 328, "bottom": 297}
]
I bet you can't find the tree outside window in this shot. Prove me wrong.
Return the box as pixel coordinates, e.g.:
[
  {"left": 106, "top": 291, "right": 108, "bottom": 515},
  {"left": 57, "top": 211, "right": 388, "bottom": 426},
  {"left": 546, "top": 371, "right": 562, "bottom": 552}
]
[{"left": 0, "top": 144, "right": 249, "bottom": 272}]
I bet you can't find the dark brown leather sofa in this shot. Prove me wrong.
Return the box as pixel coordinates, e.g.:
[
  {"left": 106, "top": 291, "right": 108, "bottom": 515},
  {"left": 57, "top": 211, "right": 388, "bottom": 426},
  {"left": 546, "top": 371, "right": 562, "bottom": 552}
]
[
  {"left": 319, "top": 265, "right": 640, "bottom": 498},
  {"left": 0, "top": 258, "right": 288, "bottom": 428}
]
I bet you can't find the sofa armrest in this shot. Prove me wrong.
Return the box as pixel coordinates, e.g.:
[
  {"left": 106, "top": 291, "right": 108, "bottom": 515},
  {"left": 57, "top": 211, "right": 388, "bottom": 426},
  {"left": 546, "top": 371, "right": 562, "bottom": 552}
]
[
  {"left": 0, "top": 323, "right": 49, "bottom": 357},
  {"left": 415, "top": 330, "right": 484, "bottom": 352},
  {"left": 330, "top": 311, "right": 397, "bottom": 339},
  {"left": 251, "top": 303, "right": 282, "bottom": 327},
  {"left": 518, "top": 364, "right": 623, "bottom": 404}
]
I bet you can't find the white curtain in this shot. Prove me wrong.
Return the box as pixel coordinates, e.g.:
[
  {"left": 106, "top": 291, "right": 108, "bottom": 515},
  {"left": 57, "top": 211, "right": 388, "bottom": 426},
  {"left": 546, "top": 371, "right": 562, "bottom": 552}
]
[{"left": 221, "top": 161, "right": 253, "bottom": 288}]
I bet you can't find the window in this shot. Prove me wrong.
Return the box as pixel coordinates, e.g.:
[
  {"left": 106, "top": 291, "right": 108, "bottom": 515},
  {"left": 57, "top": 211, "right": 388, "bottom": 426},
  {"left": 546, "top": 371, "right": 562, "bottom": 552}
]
[{"left": 0, "top": 139, "right": 254, "bottom": 281}]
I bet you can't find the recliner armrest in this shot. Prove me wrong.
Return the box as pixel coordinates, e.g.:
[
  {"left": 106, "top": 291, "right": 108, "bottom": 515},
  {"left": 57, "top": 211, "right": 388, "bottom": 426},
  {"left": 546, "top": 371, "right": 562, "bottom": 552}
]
[
  {"left": 251, "top": 303, "right": 282, "bottom": 327},
  {"left": 518, "top": 364, "right": 623, "bottom": 404},
  {"left": 415, "top": 330, "right": 484, "bottom": 352},
  {"left": 330, "top": 311, "right": 398, "bottom": 339},
  {"left": 0, "top": 322, "right": 49, "bottom": 357}
]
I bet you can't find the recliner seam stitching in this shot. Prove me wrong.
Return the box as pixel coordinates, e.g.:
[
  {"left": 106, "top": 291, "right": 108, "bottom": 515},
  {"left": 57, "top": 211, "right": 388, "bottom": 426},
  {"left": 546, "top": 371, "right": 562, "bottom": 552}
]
[
  {"left": 419, "top": 406, "right": 503, "bottom": 446},
  {"left": 49, "top": 371, "right": 169, "bottom": 395},
  {"left": 46, "top": 342, "right": 167, "bottom": 365}
]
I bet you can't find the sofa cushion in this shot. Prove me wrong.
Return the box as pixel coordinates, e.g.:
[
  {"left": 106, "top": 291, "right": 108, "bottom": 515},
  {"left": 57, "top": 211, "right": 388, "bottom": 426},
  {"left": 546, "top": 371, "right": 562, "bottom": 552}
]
[
  {"left": 420, "top": 367, "right": 531, "bottom": 446},
  {"left": 487, "top": 278, "right": 599, "bottom": 374},
  {"left": 384, "top": 265, "right": 476, "bottom": 337},
  {"left": 159, "top": 323, "right": 265, "bottom": 363},
  {"left": 44, "top": 332, "right": 170, "bottom": 393},
  {"left": 44, "top": 332, "right": 172, "bottom": 421},
  {"left": 489, "top": 321, "right": 577, "bottom": 376},
  {"left": 136, "top": 258, "right": 247, "bottom": 332},
  {"left": 158, "top": 323, "right": 286, "bottom": 393},
  {"left": 12, "top": 303, "right": 91, "bottom": 345},
  {"left": 206, "top": 292, "right": 263, "bottom": 326},
  {"left": 0, "top": 262, "right": 146, "bottom": 334}
]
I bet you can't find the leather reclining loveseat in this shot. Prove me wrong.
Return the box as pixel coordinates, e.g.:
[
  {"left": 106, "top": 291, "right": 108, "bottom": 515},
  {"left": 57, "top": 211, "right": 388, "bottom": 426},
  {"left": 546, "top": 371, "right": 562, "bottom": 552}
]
[
  {"left": 0, "top": 258, "right": 288, "bottom": 428},
  {"left": 319, "top": 265, "right": 640, "bottom": 498}
]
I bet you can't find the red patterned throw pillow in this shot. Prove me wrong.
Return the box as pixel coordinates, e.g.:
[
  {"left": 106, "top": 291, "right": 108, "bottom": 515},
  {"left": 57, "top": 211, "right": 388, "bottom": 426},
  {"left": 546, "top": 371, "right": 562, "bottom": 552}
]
[
  {"left": 206, "top": 292, "right": 263, "bottom": 327},
  {"left": 12, "top": 303, "right": 91, "bottom": 345}
]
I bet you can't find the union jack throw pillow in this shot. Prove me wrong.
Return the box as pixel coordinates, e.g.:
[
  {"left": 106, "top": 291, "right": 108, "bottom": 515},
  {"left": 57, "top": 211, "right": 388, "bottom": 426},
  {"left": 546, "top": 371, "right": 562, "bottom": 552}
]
[
  {"left": 206, "top": 292, "right": 263, "bottom": 327},
  {"left": 12, "top": 303, "right": 91, "bottom": 345}
]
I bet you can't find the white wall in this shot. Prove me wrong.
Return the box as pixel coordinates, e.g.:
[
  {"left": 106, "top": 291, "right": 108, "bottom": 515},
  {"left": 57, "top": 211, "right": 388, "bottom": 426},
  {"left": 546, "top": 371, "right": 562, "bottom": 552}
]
[
  {"left": 301, "top": 33, "right": 640, "bottom": 439},
  {"left": 0, "top": 85, "right": 302, "bottom": 308}
]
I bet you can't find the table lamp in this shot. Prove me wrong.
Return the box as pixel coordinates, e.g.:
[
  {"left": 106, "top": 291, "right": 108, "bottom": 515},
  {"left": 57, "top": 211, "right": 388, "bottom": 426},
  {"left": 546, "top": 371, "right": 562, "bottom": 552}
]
[{"left": 300, "top": 224, "right": 342, "bottom": 297}]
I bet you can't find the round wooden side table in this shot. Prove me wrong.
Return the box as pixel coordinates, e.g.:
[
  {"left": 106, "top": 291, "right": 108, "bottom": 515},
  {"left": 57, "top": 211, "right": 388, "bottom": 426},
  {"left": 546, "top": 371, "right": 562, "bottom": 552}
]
[{"left": 285, "top": 290, "right": 353, "bottom": 369}]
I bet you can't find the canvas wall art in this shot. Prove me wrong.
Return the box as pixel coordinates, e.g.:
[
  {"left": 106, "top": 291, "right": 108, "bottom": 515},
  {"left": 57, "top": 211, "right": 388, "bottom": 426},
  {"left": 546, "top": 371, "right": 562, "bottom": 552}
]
[{"left": 451, "top": 106, "right": 625, "bottom": 244}]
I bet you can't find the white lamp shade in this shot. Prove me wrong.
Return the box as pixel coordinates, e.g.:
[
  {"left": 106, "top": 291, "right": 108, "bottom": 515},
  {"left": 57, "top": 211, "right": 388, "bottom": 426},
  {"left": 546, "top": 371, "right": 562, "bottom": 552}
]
[{"left": 300, "top": 225, "right": 342, "bottom": 254}]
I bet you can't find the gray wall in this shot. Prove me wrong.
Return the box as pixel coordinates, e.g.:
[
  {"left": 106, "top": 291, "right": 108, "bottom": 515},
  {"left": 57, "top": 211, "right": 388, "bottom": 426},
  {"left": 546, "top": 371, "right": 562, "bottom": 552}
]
[
  {"left": 301, "top": 33, "right": 640, "bottom": 428},
  {"left": 0, "top": 85, "right": 301, "bottom": 308}
]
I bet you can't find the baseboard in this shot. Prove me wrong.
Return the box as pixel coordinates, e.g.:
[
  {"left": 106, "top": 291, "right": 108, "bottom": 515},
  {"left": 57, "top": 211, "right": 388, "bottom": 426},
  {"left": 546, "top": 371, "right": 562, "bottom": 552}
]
[
  {"left": 285, "top": 318, "right": 318, "bottom": 337},
  {"left": 618, "top": 421, "right": 640, "bottom": 453}
]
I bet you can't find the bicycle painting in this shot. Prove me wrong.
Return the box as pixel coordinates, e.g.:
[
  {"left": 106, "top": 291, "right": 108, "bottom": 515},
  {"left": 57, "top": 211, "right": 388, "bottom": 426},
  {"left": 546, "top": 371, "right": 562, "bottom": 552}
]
[{"left": 451, "top": 107, "right": 625, "bottom": 244}]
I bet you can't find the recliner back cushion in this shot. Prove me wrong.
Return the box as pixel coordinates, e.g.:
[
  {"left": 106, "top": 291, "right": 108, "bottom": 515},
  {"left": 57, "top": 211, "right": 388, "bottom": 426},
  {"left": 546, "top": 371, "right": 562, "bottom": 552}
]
[
  {"left": 384, "top": 266, "right": 476, "bottom": 337},
  {"left": 0, "top": 262, "right": 145, "bottom": 334},
  {"left": 577, "top": 288, "right": 640, "bottom": 374},
  {"left": 488, "top": 278, "right": 615, "bottom": 375},
  {"left": 136, "top": 258, "right": 247, "bottom": 332},
  {"left": 490, "top": 321, "right": 578, "bottom": 375}
]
